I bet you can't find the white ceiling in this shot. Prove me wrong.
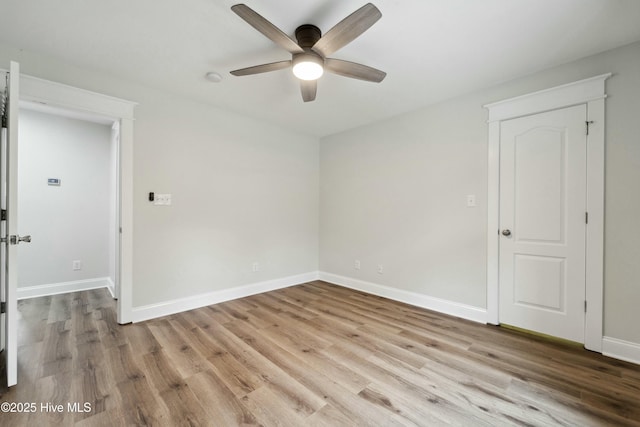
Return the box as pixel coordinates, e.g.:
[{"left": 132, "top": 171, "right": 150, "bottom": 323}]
[{"left": 2, "top": 0, "right": 640, "bottom": 137}]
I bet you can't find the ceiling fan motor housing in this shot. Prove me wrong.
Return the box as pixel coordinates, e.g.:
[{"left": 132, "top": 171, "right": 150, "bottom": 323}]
[{"left": 295, "top": 24, "right": 322, "bottom": 49}]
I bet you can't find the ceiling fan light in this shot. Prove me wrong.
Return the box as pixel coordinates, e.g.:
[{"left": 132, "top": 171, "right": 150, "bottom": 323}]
[
  {"left": 293, "top": 62, "right": 323, "bottom": 80},
  {"left": 292, "top": 53, "right": 324, "bottom": 80}
]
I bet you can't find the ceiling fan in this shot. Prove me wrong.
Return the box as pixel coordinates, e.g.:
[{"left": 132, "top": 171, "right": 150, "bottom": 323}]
[{"left": 230, "top": 3, "right": 386, "bottom": 102}]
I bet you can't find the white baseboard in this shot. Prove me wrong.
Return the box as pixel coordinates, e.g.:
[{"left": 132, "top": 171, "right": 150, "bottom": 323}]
[
  {"left": 603, "top": 336, "right": 640, "bottom": 365},
  {"left": 131, "top": 271, "right": 320, "bottom": 323},
  {"left": 18, "top": 277, "right": 111, "bottom": 300},
  {"left": 106, "top": 278, "right": 116, "bottom": 299},
  {"left": 319, "top": 272, "right": 487, "bottom": 324}
]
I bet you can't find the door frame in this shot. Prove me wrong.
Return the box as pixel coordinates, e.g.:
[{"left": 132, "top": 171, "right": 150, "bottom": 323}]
[
  {"left": 484, "top": 73, "right": 610, "bottom": 352},
  {"left": 2, "top": 61, "right": 20, "bottom": 387},
  {"left": 18, "top": 73, "right": 136, "bottom": 324}
]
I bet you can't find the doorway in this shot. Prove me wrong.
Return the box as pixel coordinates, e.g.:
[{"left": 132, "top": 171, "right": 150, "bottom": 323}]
[
  {"left": 17, "top": 106, "right": 119, "bottom": 301},
  {"left": 2, "top": 65, "right": 135, "bottom": 388},
  {"left": 16, "top": 72, "right": 136, "bottom": 327}
]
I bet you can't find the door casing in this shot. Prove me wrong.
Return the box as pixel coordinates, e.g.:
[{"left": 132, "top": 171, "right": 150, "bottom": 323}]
[
  {"left": 484, "top": 73, "right": 610, "bottom": 352},
  {"left": 2, "top": 61, "right": 20, "bottom": 387}
]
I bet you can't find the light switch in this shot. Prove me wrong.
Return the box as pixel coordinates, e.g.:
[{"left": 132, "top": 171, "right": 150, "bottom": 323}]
[
  {"left": 466, "top": 195, "right": 476, "bottom": 207},
  {"left": 153, "top": 194, "right": 172, "bottom": 206}
]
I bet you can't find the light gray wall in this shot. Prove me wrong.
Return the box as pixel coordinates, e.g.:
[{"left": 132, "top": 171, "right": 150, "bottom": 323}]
[
  {"left": 320, "top": 41, "right": 640, "bottom": 344},
  {"left": 320, "top": 98, "right": 488, "bottom": 307},
  {"left": 17, "top": 109, "right": 112, "bottom": 287},
  {"left": 132, "top": 94, "right": 319, "bottom": 305},
  {"left": 0, "top": 43, "right": 320, "bottom": 307}
]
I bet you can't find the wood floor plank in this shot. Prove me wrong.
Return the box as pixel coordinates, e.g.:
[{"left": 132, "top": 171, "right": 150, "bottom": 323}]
[
  {"left": 188, "top": 316, "right": 329, "bottom": 415},
  {"left": 115, "top": 378, "right": 168, "bottom": 425},
  {"left": 258, "top": 372, "right": 327, "bottom": 417},
  {"left": 252, "top": 292, "right": 321, "bottom": 321},
  {"left": 507, "top": 377, "right": 640, "bottom": 426},
  {"left": 141, "top": 348, "right": 210, "bottom": 425},
  {"left": 39, "top": 320, "right": 74, "bottom": 378},
  {"left": 304, "top": 402, "right": 356, "bottom": 427},
  {"left": 471, "top": 341, "right": 640, "bottom": 399},
  {"left": 157, "top": 386, "right": 210, "bottom": 427},
  {"left": 305, "top": 294, "right": 407, "bottom": 335},
  {"left": 241, "top": 384, "right": 311, "bottom": 426},
  {"left": 245, "top": 306, "right": 287, "bottom": 330},
  {"left": 2, "top": 282, "right": 640, "bottom": 426},
  {"left": 223, "top": 319, "right": 410, "bottom": 427},
  {"left": 47, "top": 294, "right": 72, "bottom": 324},
  {"left": 374, "top": 351, "right": 560, "bottom": 426},
  {"left": 179, "top": 318, "right": 284, "bottom": 383},
  {"left": 71, "top": 362, "right": 113, "bottom": 423},
  {"left": 146, "top": 319, "right": 208, "bottom": 379},
  {"left": 258, "top": 326, "right": 370, "bottom": 394},
  {"left": 302, "top": 315, "right": 376, "bottom": 360},
  {"left": 261, "top": 321, "right": 332, "bottom": 353},
  {"left": 316, "top": 317, "right": 428, "bottom": 369},
  {"left": 323, "top": 344, "right": 493, "bottom": 426},
  {"left": 185, "top": 369, "right": 259, "bottom": 426},
  {"left": 357, "top": 382, "right": 456, "bottom": 426},
  {"left": 110, "top": 343, "right": 171, "bottom": 425},
  {"left": 34, "top": 370, "right": 75, "bottom": 425},
  {"left": 93, "top": 306, "right": 126, "bottom": 349},
  {"left": 17, "top": 298, "right": 48, "bottom": 346},
  {"left": 398, "top": 328, "right": 515, "bottom": 389},
  {"left": 192, "top": 305, "right": 235, "bottom": 326},
  {"left": 120, "top": 322, "right": 161, "bottom": 357}
]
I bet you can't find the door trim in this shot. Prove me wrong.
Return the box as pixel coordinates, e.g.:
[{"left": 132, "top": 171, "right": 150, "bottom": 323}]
[
  {"left": 484, "top": 73, "right": 610, "bottom": 352},
  {"left": 18, "top": 73, "right": 136, "bottom": 324}
]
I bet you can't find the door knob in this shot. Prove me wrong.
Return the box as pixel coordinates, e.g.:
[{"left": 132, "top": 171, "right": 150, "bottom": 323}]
[{"left": 501, "top": 229, "right": 512, "bottom": 237}]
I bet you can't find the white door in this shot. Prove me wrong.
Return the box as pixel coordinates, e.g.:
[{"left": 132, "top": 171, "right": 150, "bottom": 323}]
[
  {"left": 1, "top": 61, "right": 24, "bottom": 387},
  {"left": 499, "top": 104, "right": 587, "bottom": 343}
]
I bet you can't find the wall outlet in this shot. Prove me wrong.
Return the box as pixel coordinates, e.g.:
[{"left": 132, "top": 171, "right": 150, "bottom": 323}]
[
  {"left": 252, "top": 262, "right": 260, "bottom": 272},
  {"left": 377, "top": 264, "right": 384, "bottom": 274},
  {"left": 72, "top": 260, "right": 82, "bottom": 271},
  {"left": 354, "top": 259, "right": 361, "bottom": 270}
]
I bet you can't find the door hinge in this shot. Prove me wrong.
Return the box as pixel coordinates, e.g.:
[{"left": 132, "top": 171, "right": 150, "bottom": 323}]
[
  {"left": 0, "top": 209, "right": 5, "bottom": 221},
  {"left": 586, "top": 120, "right": 594, "bottom": 135},
  {"left": 585, "top": 212, "right": 589, "bottom": 224},
  {"left": 0, "top": 301, "right": 5, "bottom": 314},
  {"left": 584, "top": 300, "right": 587, "bottom": 313}
]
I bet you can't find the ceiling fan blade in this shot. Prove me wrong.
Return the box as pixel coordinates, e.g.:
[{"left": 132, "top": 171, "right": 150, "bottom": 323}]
[
  {"left": 312, "top": 3, "right": 381, "bottom": 57},
  {"left": 231, "top": 4, "right": 304, "bottom": 54},
  {"left": 300, "top": 80, "right": 317, "bottom": 102},
  {"left": 230, "top": 60, "right": 292, "bottom": 76},
  {"left": 324, "top": 58, "right": 386, "bottom": 82}
]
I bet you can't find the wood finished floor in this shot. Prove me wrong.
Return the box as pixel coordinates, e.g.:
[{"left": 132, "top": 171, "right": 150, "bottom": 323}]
[{"left": 1, "top": 281, "right": 639, "bottom": 426}]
